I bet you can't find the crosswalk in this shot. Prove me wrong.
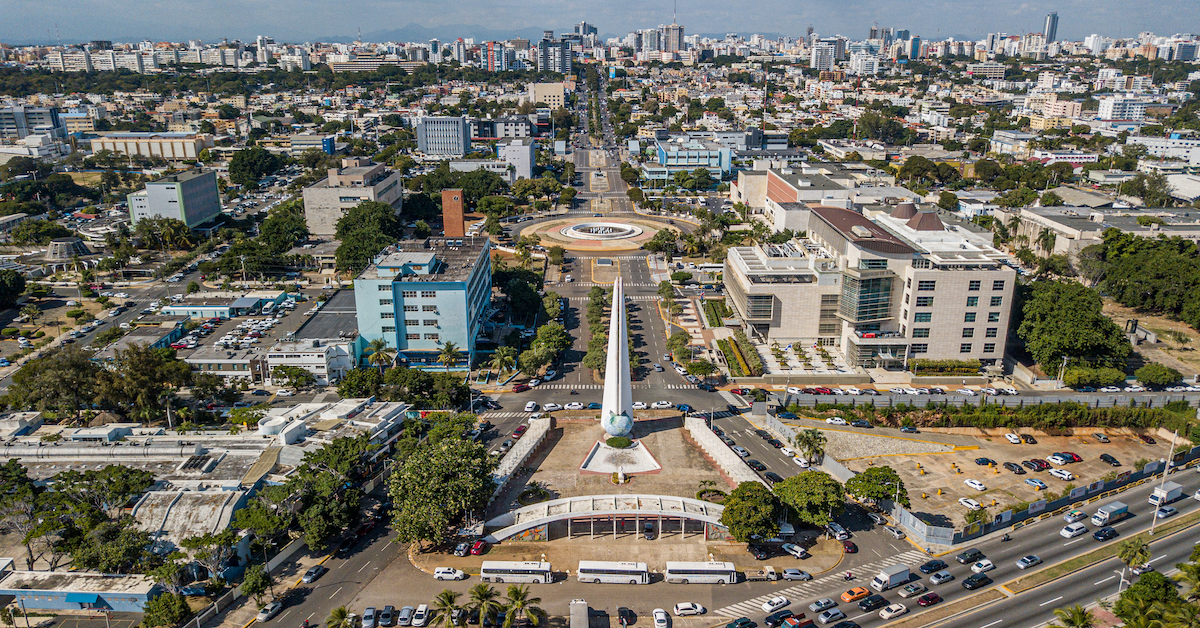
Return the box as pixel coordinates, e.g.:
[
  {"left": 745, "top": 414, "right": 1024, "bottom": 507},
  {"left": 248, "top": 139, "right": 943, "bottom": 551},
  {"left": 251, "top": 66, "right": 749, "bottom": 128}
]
[
  {"left": 481, "top": 408, "right": 743, "bottom": 420},
  {"left": 568, "top": 282, "right": 657, "bottom": 288},
  {"left": 564, "top": 295, "right": 659, "bottom": 302},
  {"left": 491, "top": 383, "right": 704, "bottom": 391},
  {"left": 713, "top": 550, "right": 930, "bottom": 618}
]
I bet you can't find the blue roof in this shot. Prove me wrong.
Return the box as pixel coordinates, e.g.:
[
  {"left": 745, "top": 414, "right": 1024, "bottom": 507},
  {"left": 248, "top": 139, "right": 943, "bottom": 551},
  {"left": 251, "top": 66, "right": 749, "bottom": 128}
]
[{"left": 65, "top": 593, "right": 99, "bottom": 604}]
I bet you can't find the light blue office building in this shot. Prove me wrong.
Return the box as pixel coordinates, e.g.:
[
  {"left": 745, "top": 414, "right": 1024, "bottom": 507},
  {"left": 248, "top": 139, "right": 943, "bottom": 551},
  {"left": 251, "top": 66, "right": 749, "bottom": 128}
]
[{"left": 353, "top": 237, "right": 492, "bottom": 370}]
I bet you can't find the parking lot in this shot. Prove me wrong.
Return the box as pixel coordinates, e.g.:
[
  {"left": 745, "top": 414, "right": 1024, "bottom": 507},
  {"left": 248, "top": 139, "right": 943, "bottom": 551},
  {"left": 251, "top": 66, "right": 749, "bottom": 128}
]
[{"left": 843, "top": 428, "right": 1167, "bottom": 526}]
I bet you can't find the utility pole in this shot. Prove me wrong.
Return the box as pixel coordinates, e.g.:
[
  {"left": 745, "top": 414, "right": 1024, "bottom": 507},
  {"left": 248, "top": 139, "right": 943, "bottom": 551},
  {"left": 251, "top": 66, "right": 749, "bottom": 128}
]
[{"left": 1148, "top": 429, "right": 1179, "bottom": 536}]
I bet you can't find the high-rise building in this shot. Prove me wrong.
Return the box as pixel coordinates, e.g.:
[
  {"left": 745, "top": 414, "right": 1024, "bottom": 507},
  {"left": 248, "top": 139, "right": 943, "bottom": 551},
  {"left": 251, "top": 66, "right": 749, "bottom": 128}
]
[
  {"left": 1043, "top": 12, "right": 1059, "bottom": 43},
  {"left": 415, "top": 116, "right": 471, "bottom": 156},
  {"left": 485, "top": 41, "right": 509, "bottom": 71},
  {"left": 662, "top": 23, "right": 685, "bottom": 52},
  {"left": 576, "top": 21, "right": 597, "bottom": 37},
  {"left": 849, "top": 52, "right": 879, "bottom": 76},
  {"left": 640, "top": 28, "right": 660, "bottom": 52},
  {"left": 0, "top": 106, "right": 65, "bottom": 140},
  {"left": 895, "top": 29, "right": 911, "bottom": 41},
  {"left": 810, "top": 42, "right": 836, "bottom": 71},
  {"left": 429, "top": 39, "right": 441, "bottom": 62},
  {"left": 1098, "top": 97, "right": 1146, "bottom": 121},
  {"left": 127, "top": 170, "right": 222, "bottom": 228},
  {"left": 301, "top": 157, "right": 404, "bottom": 236},
  {"left": 536, "top": 38, "right": 572, "bottom": 74},
  {"left": 255, "top": 36, "right": 274, "bottom": 64}
]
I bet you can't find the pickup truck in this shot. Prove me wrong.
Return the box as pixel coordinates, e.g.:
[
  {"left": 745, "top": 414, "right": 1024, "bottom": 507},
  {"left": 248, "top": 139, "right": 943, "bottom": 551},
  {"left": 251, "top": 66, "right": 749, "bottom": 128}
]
[{"left": 744, "top": 566, "right": 779, "bottom": 581}]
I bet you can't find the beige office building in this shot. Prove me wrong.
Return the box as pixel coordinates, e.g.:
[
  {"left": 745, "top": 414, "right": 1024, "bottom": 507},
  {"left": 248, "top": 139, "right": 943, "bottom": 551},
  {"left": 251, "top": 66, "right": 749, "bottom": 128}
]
[
  {"left": 89, "top": 132, "right": 214, "bottom": 160},
  {"left": 301, "top": 157, "right": 403, "bottom": 236},
  {"left": 527, "top": 82, "right": 567, "bottom": 109}
]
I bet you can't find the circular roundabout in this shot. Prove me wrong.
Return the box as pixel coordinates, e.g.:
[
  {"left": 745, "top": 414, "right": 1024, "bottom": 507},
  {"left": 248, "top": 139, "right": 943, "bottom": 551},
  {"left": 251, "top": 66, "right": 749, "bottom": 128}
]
[{"left": 559, "top": 222, "right": 644, "bottom": 241}]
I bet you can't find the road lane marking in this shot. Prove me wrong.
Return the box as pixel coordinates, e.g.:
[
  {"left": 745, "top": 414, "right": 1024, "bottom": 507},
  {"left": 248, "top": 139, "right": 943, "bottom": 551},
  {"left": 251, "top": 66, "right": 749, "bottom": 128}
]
[
  {"left": 358, "top": 561, "right": 372, "bottom": 573},
  {"left": 1063, "top": 538, "right": 1084, "bottom": 545},
  {"left": 1039, "top": 596, "right": 1063, "bottom": 607},
  {"left": 1148, "top": 554, "right": 1167, "bottom": 564},
  {"left": 980, "top": 621, "right": 1003, "bottom": 628},
  {"left": 1094, "top": 576, "right": 1116, "bottom": 585},
  {"left": 330, "top": 586, "right": 342, "bottom": 600}
]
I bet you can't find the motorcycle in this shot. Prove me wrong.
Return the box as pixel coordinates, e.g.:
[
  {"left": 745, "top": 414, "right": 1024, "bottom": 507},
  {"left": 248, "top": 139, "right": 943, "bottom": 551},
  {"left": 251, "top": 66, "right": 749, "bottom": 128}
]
[
  {"left": 843, "top": 571, "right": 853, "bottom": 581},
  {"left": 570, "top": 389, "right": 578, "bottom": 395},
  {"left": 1002, "top": 533, "right": 1011, "bottom": 542}
]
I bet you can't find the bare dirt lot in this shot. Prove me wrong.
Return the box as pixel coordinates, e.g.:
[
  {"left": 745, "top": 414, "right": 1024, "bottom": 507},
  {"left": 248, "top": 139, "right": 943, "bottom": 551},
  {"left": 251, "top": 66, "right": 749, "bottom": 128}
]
[
  {"left": 1102, "top": 299, "right": 1200, "bottom": 376},
  {"left": 844, "top": 428, "right": 1165, "bottom": 527}
]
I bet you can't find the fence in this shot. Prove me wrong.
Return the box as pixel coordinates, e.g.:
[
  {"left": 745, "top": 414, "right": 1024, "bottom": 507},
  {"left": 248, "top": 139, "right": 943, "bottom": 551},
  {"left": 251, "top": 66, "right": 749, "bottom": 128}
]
[
  {"left": 776, "top": 392, "right": 1200, "bottom": 409},
  {"left": 686, "top": 416, "right": 767, "bottom": 486},
  {"left": 762, "top": 413, "right": 854, "bottom": 482}
]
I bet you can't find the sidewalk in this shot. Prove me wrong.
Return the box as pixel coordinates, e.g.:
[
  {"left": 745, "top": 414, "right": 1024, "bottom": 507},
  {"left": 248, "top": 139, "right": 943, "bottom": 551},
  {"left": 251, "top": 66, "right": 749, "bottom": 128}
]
[{"left": 205, "top": 545, "right": 333, "bottom": 628}]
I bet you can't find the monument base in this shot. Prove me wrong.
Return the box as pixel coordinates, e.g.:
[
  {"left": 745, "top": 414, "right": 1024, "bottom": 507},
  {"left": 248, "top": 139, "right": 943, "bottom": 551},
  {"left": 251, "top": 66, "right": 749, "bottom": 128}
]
[{"left": 579, "top": 440, "right": 662, "bottom": 475}]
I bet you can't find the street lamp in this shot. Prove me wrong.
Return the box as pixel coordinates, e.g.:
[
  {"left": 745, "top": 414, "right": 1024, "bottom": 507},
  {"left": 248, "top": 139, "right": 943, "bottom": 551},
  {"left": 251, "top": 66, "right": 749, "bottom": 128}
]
[{"left": 1148, "top": 429, "right": 1179, "bottom": 536}]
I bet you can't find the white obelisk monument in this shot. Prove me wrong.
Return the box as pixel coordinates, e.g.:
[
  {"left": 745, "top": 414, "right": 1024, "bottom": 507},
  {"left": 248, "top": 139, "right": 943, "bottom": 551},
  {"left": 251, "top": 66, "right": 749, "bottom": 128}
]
[{"left": 600, "top": 277, "right": 634, "bottom": 438}]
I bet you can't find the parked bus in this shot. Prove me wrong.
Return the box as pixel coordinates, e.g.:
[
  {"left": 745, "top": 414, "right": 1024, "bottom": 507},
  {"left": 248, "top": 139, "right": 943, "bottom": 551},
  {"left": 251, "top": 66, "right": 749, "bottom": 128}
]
[
  {"left": 479, "top": 561, "right": 553, "bottom": 584},
  {"left": 664, "top": 561, "right": 738, "bottom": 584},
  {"left": 697, "top": 263, "right": 724, "bottom": 273},
  {"left": 576, "top": 561, "right": 650, "bottom": 584}
]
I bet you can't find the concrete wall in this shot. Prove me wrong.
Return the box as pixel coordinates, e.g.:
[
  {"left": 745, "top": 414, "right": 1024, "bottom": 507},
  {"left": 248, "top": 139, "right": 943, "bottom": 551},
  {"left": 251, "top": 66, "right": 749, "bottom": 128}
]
[
  {"left": 490, "top": 417, "right": 552, "bottom": 502},
  {"left": 684, "top": 416, "right": 766, "bottom": 487}
]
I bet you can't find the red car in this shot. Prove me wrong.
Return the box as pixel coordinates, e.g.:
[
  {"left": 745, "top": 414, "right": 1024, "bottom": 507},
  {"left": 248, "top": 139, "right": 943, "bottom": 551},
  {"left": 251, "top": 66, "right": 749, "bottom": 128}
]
[
  {"left": 730, "top": 388, "right": 751, "bottom": 395},
  {"left": 1139, "top": 434, "right": 1157, "bottom": 445},
  {"left": 512, "top": 425, "right": 528, "bottom": 439},
  {"left": 470, "top": 540, "right": 489, "bottom": 555},
  {"left": 512, "top": 383, "right": 531, "bottom": 393},
  {"left": 813, "top": 387, "right": 834, "bottom": 395},
  {"left": 917, "top": 592, "right": 942, "bottom": 607},
  {"left": 1061, "top": 452, "right": 1082, "bottom": 463},
  {"left": 842, "top": 541, "right": 858, "bottom": 553}
]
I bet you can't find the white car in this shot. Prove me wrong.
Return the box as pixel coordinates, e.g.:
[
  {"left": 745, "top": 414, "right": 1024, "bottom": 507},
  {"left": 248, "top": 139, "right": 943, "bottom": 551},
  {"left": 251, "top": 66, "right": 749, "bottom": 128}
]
[
  {"left": 781, "top": 543, "right": 808, "bottom": 559},
  {"left": 793, "top": 456, "right": 810, "bottom": 468},
  {"left": 542, "top": 403, "right": 563, "bottom": 412},
  {"left": 1049, "top": 468, "right": 1075, "bottom": 481},
  {"left": 1060, "top": 522, "right": 1088, "bottom": 538},
  {"left": 1099, "top": 386, "right": 1121, "bottom": 393},
  {"left": 879, "top": 604, "right": 908, "bottom": 620},
  {"left": 672, "top": 603, "right": 705, "bottom": 616},
  {"left": 971, "top": 559, "right": 995, "bottom": 573},
  {"left": 653, "top": 609, "right": 668, "bottom": 628},
  {"left": 825, "top": 417, "right": 848, "bottom": 425},
  {"left": 651, "top": 401, "right": 673, "bottom": 409},
  {"left": 844, "top": 387, "right": 861, "bottom": 395},
  {"left": 632, "top": 402, "right": 648, "bottom": 410},
  {"left": 780, "top": 447, "right": 795, "bottom": 457},
  {"left": 564, "top": 402, "right": 584, "bottom": 410},
  {"left": 411, "top": 604, "right": 428, "bottom": 628},
  {"left": 527, "top": 379, "right": 541, "bottom": 387},
  {"left": 1004, "top": 433, "right": 1021, "bottom": 444},
  {"left": 959, "top": 498, "right": 982, "bottom": 510},
  {"left": 761, "top": 596, "right": 790, "bottom": 613},
  {"left": 524, "top": 401, "right": 539, "bottom": 412},
  {"left": 1124, "top": 385, "right": 1145, "bottom": 393},
  {"left": 964, "top": 479, "right": 987, "bottom": 491},
  {"left": 786, "top": 386, "right": 802, "bottom": 395},
  {"left": 277, "top": 389, "right": 295, "bottom": 397},
  {"left": 1047, "top": 454, "right": 1069, "bottom": 465},
  {"left": 434, "top": 567, "right": 465, "bottom": 580},
  {"left": 256, "top": 601, "right": 283, "bottom": 622},
  {"left": 957, "top": 388, "right": 977, "bottom": 396}
]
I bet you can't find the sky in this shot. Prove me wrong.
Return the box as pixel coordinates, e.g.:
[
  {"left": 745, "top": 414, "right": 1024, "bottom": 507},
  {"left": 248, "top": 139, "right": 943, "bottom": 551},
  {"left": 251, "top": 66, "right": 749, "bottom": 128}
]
[{"left": 1, "top": 0, "right": 1194, "bottom": 45}]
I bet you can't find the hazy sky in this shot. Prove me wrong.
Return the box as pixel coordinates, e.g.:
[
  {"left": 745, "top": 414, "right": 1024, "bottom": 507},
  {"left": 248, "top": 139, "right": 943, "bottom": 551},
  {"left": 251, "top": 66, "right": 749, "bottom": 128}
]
[{"left": 2, "top": 0, "right": 1193, "bottom": 45}]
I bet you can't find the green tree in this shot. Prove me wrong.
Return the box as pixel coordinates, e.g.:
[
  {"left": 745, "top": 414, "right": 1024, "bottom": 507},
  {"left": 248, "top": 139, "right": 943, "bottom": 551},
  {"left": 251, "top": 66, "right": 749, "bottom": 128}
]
[
  {"left": 0, "top": 269, "right": 26, "bottom": 309},
  {"left": 488, "top": 346, "right": 517, "bottom": 375},
  {"left": 1041, "top": 191, "right": 1065, "bottom": 207},
  {"left": 1114, "top": 571, "right": 1183, "bottom": 622},
  {"left": 1050, "top": 605, "right": 1094, "bottom": 628},
  {"left": 1017, "top": 280, "right": 1131, "bottom": 369},
  {"left": 937, "top": 191, "right": 959, "bottom": 211},
  {"left": 99, "top": 344, "right": 193, "bottom": 423},
  {"left": 718, "top": 481, "right": 782, "bottom": 542},
  {"left": 186, "top": 281, "right": 200, "bottom": 294},
  {"left": 657, "top": 281, "right": 675, "bottom": 300},
  {"left": 18, "top": 304, "right": 40, "bottom": 325},
  {"left": 11, "top": 220, "right": 72, "bottom": 245},
  {"left": 5, "top": 346, "right": 103, "bottom": 422},
  {"left": 326, "top": 606, "right": 354, "bottom": 628},
  {"left": 1118, "top": 538, "right": 1151, "bottom": 572},
  {"left": 52, "top": 464, "right": 155, "bottom": 521},
  {"left": 273, "top": 365, "right": 317, "bottom": 389},
  {"left": 438, "top": 341, "right": 463, "bottom": 372},
  {"left": 241, "top": 563, "right": 275, "bottom": 606},
  {"left": 791, "top": 428, "right": 827, "bottom": 463},
  {"left": 337, "top": 368, "right": 383, "bottom": 398},
  {"left": 140, "top": 592, "right": 190, "bottom": 628},
  {"left": 774, "top": 471, "right": 845, "bottom": 527},
  {"left": 388, "top": 438, "right": 496, "bottom": 547},
  {"left": 502, "top": 585, "right": 545, "bottom": 628},
  {"left": 335, "top": 201, "right": 406, "bottom": 273},
  {"left": 428, "top": 589, "right": 463, "bottom": 628},
  {"left": 467, "top": 584, "right": 503, "bottom": 625},
  {"left": 179, "top": 529, "right": 239, "bottom": 578},
  {"left": 686, "top": 359, "right": 718, "bottom": 384},
  {"left": 845, "top": 466, "right": 910, "bottom": 507},
  {"left": 228, "top": 146, "right": 283, "bottom": 186},
  {"left": 1135, "top": 363, "right": 1182, "bottom": 387},
  {"left": 366, "top": 338, "right": 396, "bottom": 373}
]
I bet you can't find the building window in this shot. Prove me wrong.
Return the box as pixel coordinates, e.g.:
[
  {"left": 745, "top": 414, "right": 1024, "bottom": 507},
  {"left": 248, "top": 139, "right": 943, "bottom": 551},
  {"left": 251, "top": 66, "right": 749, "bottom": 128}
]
[
  {"left": 917, "top": 280, "right": 936, "bottom": 291},
  {"left": 421, "top": 291, "right": 437, "bottom": 298},
  {"left": 378, "top": 285, "right": 391, "bottom": 291},
  {"left": 912, "top": 259, "right": 931, "bottom": 269},
  {"left": 401, "top": 291, "right": 418, "bottom": 298},
  {"left": 985, "top": 327, "right": 998, "bottom": 338},
  {"left": 860, "top": 259, "right": 888, "bottom": 269},
  {"left": 967, "top": 296, "right": 979, "bottom": 307},
  {"left": 964, "top": 312, "right": 976, "bottom": 322},
  {"left": 914, "top": 312, "right": 932, "bottom": 323},
  {"left": 379, "top": 299, "right": 393, "bottom": 306},
  {"left": 906, "top": 278, "right": 911, "bottom": 288},
  {"left": 422, "top": 305, "right": 437, "bottom": 312},
  {"left": 818, "top": 322, "right": 840, "bottom": 334},
  {"left": 423, "top": 319, "right": 438, "bottom": 326},
  {"left": 901, "top": 309, "right": 908, "bottom": 320},
  {"left": 381, "top": 313, "right": 394, "bottom": 319},
  {"left": 382, "top": 326, "right": 396, "bottom": 333},
  {"left": 821, "top": 294, "right": 839, "bottom": 306},
  {"left": 915, "top": 296, "right": 934, "bottom": 307},
  {"left": 406, "top": 333, "right": 420, "bottom": 340},
  {"left": 405, "top": 319, "right": 418, "bottom": 326},
  {"left": 984, "top": 343, "right": 996, "bottom": 353},
  {"left": 904, "top": 293, "right": 910, "bottom": 304},
  {"left": 962, "top": 328, "right": 975, "bottom": 338},
  {"left": 404, "top": 305, "right": 418, "bottom": 312},
  {"left": 424, "top": 333, "right": 439, "bottom": 340},
  {"left": 960, "top": 343, "right": 973, "bottom": 353},
  {"left": 912, "top": 328, "right": 930, "bottom": 338},
  {"left": 988, "top": 312, "right": 1001, "bottom": 322},
  {"left": 990, "top": 296, "right": 1003, "bottom": 307},
  {"left": 968, "top": 280, "right": 981, "bottom": 291},
  {"left": 910, "top": 344, "right": 928, "bottom": 355},
  {"left": 993, "top": 280, "right": 1006, "bottom": 291}
]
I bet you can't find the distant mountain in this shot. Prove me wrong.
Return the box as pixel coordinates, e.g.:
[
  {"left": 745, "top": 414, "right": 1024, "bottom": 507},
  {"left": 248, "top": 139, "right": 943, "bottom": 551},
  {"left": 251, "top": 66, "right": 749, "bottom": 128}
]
[{"left": 320, "top": 23, "right": 567, "bottom": 44}]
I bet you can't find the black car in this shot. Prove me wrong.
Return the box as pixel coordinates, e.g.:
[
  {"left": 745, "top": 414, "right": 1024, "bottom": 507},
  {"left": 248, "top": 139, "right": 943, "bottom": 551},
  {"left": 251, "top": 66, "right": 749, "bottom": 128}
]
[
  {"left": 963, "top": 573, "right": 993, "bottom": 590},
  {"left": 828, "top": 623, "right": 860, "bottom": 628},
  {"left": 1094, "top": 527, "right": 1118, "bottom": 541},
  {"left": 956, "top": 548, "right": 985, "bottom": 564},
  {"left": 763, "top": 472, "right": 784, "bottom": 485},
  {"left": 767, "top": 438, "right": 784, "bottom": 448},
  {"left": 851, "top": 420, "right": 873, "bottom": 428},
  {"left": 748, "top": 544, "right": 769, "bottom": 560},
  {"left": 1003, "top": 462, "right": 1026, "bottom": 475},
  {"left": 698, "top": 383, "right": 717, "bottom": 392},
  {"left": 974, "top": 458, "right": 997, "bottom": 466},
  {"left": 1021, "top": 460, "right": 1038, "bottom": 471},
  {"left": 919, "top": 559, "right": 948, "bottom": 574},
  {"left": 1100, "top": 453, "right": 1121, "bottom": 467},
  {"left": 721, "top": 436, "right": 736, "bottom": 446},
  {"left": 746, "top": 459, "right": 768, "bottom": 472},
  {"left": 764, "top": 610, "right": 794, "bottom": 627},
  {"left": 858, "top": 595, "right": 887, "bottom": 612},
  {"left": 1021, "top": 434, "right": 1037, "bottom": 444},
  {"left": 712, "top": 427, "right": 725, "bottom": 437},
  {"left": 900, "top": 426, "right": 919, "bottom": 433},
  {"left": 754, "top": 429, "right": 771, "bottom": 439}
]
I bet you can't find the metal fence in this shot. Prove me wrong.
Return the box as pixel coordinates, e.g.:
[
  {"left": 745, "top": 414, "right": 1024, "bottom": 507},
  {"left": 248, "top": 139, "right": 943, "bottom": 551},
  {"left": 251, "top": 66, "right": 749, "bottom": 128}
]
[
  {"left": 775, "top": 392, "right": 1200, "bottom": 409},
  {"left": 762, "top": 413, "right": 855, "bottom": 482}
]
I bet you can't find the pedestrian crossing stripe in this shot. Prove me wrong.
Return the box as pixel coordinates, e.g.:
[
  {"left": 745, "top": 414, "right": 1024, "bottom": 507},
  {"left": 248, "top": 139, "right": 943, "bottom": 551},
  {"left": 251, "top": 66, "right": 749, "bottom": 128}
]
[
  {"left": 564, "top": 295, "right": 658, "bottom": 301},
  {"left": 490, "top": 383, "right": 701, "bottom": 392},
  {"left": 567, "top": 282, "right": 656, "bottom": 288},
  {"left": 713, "top": 550, "right": 930, "bottom": 617},
  {"left": 481, "top": 409, "right": 743, "bottom": 419}
]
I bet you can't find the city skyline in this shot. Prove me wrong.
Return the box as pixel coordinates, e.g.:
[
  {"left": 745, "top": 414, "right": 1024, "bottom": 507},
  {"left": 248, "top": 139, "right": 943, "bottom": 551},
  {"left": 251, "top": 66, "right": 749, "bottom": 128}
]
[{"left": 2, "top": 0, "right": 1195, "bottom": 46}]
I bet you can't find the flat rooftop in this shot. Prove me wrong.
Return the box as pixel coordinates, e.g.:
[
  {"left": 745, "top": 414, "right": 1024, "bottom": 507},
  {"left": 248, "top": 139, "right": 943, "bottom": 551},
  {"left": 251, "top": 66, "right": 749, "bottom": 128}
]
[
  {"left": 357, "top": 237, "right": 489, "bottom": 282},
  {"left": 295, "top": 289, "right": 358, "bottom": 340},
  {"left": 152, "top": 169, "right": 210, "bottom": 184},
  {"left": 0, "top": 570, "right": 155, "bottom": 595}
]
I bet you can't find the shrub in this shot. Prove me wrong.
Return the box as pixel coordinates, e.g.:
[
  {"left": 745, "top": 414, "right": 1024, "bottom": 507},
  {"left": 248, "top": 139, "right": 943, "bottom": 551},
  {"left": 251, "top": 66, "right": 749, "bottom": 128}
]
[
  {"left": 1063, "top": 366, "right": 1126, "bottom": 387},
  {"left": 0, "top": 328, "right": 16, "bottom": 336},
  {"left": 732, "top": 330, "right": 763, "bottom": 376},
  {"left": 1135, "top": 363, "right": 1182, "bottom": 387},
  {"left": 606, "top": 436, "right": 633, "bottom": 448},
  {"left": 718, "top": 339, "right": 745, "bottom": 377},
  {"left": 909, "top": 358, "right": 981, "bottom": 375},
  {"left": 34, "top": 331, "right": 44, "bottom": 338}
]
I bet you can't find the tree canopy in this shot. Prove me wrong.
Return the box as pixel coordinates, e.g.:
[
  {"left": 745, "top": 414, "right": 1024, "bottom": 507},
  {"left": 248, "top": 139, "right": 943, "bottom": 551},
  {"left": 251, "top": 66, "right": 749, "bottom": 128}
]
[
  {"left": 1017, "top": 280, "right": 1130, "bottom": 369},
  {"left": 335, "top": 201, "right": 406, "bottom": 273},
  {"left": 719, "top": 481, "right": 782, "bottom": 542},
  {"left": 388, "top": 438, "right": 496, "bottom": 546},
  {"left": 774, "top": 471, "right": 845, "bottom": 527}
]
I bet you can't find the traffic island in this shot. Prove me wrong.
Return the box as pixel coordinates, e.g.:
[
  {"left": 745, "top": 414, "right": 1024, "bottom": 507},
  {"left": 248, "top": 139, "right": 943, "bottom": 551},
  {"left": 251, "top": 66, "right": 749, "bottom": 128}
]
[{"left": 881, "top": 588, "right": 1007, "bottom": 628}]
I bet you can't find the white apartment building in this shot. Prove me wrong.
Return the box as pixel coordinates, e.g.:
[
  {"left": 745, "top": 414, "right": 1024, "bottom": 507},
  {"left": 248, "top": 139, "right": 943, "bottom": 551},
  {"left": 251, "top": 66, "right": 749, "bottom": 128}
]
[
  {"left": 1126, "top": 135, "right": 1200, "bottom": 166},
  {"left": 848, "top": 53, "right": 879, "bottom": 76},
  {"left": 724, "top": 203, "right": 1015, "bottom": 368},
  {"left": 810, "top": 42, "right": 836, "bottom": 71},
  {"left": 265, "top": 339, "right": 354, "bottom": 387},
  {"left": 1098, "top": 97, "right": 1146, "bottom": 121}
]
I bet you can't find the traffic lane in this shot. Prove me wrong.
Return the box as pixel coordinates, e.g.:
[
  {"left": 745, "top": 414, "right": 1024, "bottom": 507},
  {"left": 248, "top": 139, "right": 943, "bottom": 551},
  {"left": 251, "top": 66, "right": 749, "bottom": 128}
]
[
  {"left": 940, "top": 525, "right": 1200, "bottom": 628},
  {"left": 713, "top": 415, "right": 797, "bottom": 474},
  {"left": 277, "top": 526, "right": 399, "bottom": 627}
]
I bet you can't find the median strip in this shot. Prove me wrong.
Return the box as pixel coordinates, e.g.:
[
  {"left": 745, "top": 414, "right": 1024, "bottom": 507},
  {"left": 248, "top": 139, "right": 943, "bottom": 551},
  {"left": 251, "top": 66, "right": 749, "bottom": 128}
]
[
  {"left": 1006, "top": 509, "right": 1200, "bottom": 593},
  {"left": 880, "top": 588, "right": 1006, "bottom": 628}
]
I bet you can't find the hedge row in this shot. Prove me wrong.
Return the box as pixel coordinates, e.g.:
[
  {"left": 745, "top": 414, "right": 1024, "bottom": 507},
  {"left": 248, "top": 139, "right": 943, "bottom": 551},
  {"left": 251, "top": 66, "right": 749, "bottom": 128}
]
[
  {"left": 909, "top": 358, "right": 982, "bottom": 375},
  {"left": 733, "top": 330, "right": 764, "bottom": 376},
  {"left": 719, "top": 338, "right": 746, "bottom": 377}
]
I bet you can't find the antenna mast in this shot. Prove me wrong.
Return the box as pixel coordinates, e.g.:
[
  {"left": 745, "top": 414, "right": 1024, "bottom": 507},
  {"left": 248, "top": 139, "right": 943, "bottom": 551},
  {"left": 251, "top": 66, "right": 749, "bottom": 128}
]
[{"left": 673, "top": 0, "right": 677, "bottom": 24}]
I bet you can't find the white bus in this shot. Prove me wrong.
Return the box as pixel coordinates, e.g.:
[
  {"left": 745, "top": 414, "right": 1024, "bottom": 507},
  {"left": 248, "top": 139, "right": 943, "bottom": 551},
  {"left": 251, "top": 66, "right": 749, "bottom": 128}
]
[
  {"left": 664, "top": 561, "right": 738, "bottom": 584},
  {"left": 479, "top": 561, "right": 553, "bottom": 584},
  {"left": 576, "top": 561, "right": 650, "bottom": 585},
  {"left": 697, "top": 263, "right": 724, "bottom": 273}
]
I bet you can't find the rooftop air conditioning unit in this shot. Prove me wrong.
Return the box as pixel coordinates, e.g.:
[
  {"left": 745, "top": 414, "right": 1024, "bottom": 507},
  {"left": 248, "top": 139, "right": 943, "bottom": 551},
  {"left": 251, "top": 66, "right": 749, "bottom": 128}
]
[{"left": 850, "top": 225, "right": 873, "bottom": 238}]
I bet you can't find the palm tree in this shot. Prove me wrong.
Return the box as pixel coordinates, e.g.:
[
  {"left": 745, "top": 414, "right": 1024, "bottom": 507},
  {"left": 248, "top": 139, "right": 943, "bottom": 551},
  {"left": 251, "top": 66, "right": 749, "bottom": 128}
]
[
  {"left": 792, "top": 428, "right": 827, "bottom": 464},
  {"left": 1175, "top": 561, "right": 1200, "bottom": 602},
  {"left": 1037, "top": 227, "right": 1057, "bottom": 253},
  {"left": 365, "top": 338, "right": 395, "bottom": 373},
  {"left": 428, "top": 589, "right": 462, "bottom": 628},
  {"left": 439, "top": 341, "right": 462, "bottom": 373},
  {"left": 326, "top": 606, "right": 354, "bottom": 628},
  {"left": 489, "top": 347, "right": 517, "bottom": 375},
  {"left": 19, "top": 304, "right": 41, "bottom": 326},
  {"left": 1118, "top": 539, "right": 1150, "bottom": 573},
  {"left": 1160, "top": 601, "right": 1200, "bottom": 628},
  {"left": 467, "top": 584, "right": 503, "bottom": 626},
  {"left": 502, "top": 585, "right": 545, "bottom": 628},
  {"left": 1051, "top": 605, "right": 1094, "bottom": 628}
]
